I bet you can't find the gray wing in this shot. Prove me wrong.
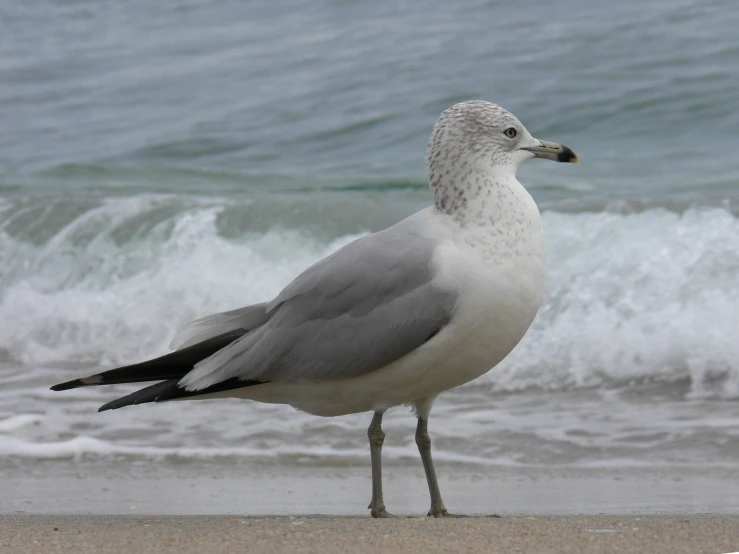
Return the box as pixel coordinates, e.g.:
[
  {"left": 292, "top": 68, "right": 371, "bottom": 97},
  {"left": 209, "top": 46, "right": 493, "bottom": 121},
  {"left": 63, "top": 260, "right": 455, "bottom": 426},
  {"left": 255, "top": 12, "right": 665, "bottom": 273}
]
[{"left": 179, "top": 224, "right": 457, "bottom": 391}]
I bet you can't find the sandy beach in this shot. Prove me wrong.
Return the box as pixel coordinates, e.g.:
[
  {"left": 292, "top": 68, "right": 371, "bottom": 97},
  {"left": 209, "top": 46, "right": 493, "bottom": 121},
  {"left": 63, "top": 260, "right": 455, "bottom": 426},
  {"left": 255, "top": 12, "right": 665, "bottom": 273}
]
[{"left": 1, "top": 514, "right": 737, "bottom": 554}]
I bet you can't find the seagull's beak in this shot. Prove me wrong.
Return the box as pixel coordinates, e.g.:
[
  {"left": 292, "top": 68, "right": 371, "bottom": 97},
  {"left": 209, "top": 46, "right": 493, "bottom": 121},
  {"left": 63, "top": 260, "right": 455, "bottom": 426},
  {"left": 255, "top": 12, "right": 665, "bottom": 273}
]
[{"left": 521, "top": 140, "right": 579, "bottom": 163}]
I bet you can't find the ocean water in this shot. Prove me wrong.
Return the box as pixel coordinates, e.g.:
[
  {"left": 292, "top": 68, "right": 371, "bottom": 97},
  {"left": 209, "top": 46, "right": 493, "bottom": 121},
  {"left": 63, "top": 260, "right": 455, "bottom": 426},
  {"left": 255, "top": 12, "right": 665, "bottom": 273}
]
[{"left": 2, "top": 0, "right": 739, "bottom": 498}]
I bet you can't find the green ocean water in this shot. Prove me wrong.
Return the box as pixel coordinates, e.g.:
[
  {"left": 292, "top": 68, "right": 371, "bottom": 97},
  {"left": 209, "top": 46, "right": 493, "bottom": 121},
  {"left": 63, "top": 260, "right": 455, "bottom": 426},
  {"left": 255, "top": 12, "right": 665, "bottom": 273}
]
[{"left": 3, "top": 1, "right": 739, "bottom": 204}]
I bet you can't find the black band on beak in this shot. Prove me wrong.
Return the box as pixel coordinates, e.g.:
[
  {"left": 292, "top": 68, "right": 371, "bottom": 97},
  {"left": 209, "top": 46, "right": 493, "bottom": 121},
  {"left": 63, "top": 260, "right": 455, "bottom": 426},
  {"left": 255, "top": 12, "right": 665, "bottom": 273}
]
[{"left": 557, "top": 145, "right": 578, "bottom": 163}]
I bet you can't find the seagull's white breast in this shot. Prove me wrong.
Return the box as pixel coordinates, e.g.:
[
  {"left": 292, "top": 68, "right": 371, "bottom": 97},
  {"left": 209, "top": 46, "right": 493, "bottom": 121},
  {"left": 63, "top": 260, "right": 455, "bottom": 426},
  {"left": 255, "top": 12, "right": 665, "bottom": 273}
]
[
  {"left": 230, "top": 179, "right": 546, "bottom": 417},
  {"left": 417, "top": 178, "right": 546, "bottom": 392}
]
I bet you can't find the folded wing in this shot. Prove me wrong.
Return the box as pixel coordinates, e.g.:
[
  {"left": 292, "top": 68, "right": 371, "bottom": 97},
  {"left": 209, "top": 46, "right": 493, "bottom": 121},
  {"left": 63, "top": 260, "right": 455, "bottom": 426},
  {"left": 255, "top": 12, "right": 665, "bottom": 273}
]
[{"left": 52, "top": 222, "right": 457, "bottom": 410}]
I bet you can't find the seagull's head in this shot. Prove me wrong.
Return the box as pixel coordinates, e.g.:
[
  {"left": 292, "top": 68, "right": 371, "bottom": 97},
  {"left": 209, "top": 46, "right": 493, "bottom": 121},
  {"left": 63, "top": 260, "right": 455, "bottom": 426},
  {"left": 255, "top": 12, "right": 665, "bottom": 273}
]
[{"left": 427, "top": 100, "right": 579, "bottom": 175}]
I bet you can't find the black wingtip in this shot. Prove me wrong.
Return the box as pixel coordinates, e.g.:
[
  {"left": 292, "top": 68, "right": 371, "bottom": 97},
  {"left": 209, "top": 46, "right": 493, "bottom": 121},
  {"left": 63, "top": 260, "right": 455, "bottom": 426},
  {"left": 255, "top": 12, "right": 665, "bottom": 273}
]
[
  {"left": 51, "top": 379, "right": 85, "bottom": 391},
  {"left": 50, "top": 329, "right": 249, "bottom": 394},
  {"left": 98, "top": 397, "right": 131, "bottom": 412},
  {"left": 95, "top": 379, "right": 181, "bottom": 412}
]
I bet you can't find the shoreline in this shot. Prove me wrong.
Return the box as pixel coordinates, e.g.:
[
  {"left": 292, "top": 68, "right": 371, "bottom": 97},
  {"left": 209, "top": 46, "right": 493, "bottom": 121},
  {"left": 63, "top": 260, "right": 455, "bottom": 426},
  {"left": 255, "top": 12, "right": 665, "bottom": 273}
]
[
  {"left": 2, "top": 514, "right": 738, "bottom": 554},
  {"left": 4, "top": 462, "right": 739, "bottom": 516}
]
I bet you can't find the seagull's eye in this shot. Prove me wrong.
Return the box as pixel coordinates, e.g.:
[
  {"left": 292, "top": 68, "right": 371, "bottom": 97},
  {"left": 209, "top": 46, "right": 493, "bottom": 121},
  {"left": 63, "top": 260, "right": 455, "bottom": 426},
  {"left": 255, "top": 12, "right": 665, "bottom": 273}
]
[{"left": 503, "top": 127, "right": 517, "bottom": 139}]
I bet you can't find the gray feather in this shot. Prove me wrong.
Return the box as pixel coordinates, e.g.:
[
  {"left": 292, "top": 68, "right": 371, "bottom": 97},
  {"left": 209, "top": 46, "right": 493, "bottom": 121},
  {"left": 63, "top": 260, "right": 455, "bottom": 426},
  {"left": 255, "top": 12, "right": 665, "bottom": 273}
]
[
  {"left": 170, "top": 303, "right": 270, "bottom": 350},
  {"left": 180, "top": 224, "right": 457, "bottom": 390}
]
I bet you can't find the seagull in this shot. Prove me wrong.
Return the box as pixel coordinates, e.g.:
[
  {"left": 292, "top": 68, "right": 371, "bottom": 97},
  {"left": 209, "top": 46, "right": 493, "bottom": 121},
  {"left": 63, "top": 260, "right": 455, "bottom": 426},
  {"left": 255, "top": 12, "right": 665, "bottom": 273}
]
[{"left": 52, "top": 101, "right": 578, "bottom": 517}]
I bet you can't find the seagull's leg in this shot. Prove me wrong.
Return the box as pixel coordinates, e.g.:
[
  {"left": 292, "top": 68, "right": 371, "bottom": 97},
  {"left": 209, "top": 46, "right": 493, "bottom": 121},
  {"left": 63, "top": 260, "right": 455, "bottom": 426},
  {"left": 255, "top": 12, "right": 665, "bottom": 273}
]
[
  {"left": 415, "top": 415, "right": 460, "bottom": 517},
  {"left": 367, "top": 410, "right": 394, "bottom": 518}
]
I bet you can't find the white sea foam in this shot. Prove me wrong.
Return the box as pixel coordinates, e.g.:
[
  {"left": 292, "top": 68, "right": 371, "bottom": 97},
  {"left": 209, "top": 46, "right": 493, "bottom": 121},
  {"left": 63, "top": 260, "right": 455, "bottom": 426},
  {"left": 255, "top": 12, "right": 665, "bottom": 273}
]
[
  {"left": 3, "top": 390, "right": 737, "bottom": 468},
  {"left": 494, "top": 206, "right": 739, "bottom": 398},
  {"left": 0, "top": 414, "right": 44, "bottom": 432},
  {"left": 3, "top": 196, "right": 739, "bottom": 465},
  {"left": 0, "top": 195, "right": 362, "bottom": 367},
  {"left": 2, "top": 196, "right": 738, "bottom": 397}
]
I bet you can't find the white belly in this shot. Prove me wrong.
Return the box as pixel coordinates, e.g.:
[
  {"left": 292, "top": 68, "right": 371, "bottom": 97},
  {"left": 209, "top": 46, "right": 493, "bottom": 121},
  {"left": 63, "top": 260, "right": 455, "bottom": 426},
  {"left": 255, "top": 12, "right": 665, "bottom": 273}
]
[
  {"left": 227, "top": 246, "right": 545, "bottom": 417},
  {"left": 217, "top": 198, "right": 546, "bottom": 417}
]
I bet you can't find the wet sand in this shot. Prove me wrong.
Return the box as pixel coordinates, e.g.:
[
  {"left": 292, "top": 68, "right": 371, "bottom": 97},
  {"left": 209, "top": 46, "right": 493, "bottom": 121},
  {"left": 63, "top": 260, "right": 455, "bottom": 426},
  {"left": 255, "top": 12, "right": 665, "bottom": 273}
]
[
  {"left": 2, "top": 514, "right": 738, "bottom": 554},
  {"left": 5, "top": 462, "right": 739, "bottom": 516},
  {"left": 3, "top": 463, "right": 739, "bottom": 553}
]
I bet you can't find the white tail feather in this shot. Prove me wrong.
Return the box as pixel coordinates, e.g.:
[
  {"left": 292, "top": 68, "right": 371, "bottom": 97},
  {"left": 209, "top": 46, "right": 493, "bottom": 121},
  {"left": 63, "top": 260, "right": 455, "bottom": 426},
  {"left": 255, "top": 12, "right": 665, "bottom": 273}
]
[{"left": 169, "top": 303, "right": 270, "bottom": 350}]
